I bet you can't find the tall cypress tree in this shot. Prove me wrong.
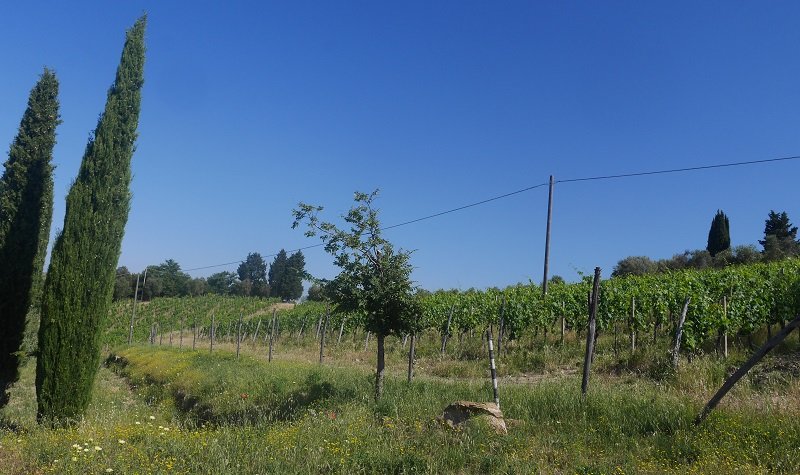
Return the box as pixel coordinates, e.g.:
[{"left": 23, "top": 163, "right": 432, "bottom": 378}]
[
  {"left": 0, "top": 70, "right": 59, "bottom": 408},
  {"left": 36, "top": 16, "right": 146, "bottom": 424},
  {"left": 706, "top": 210, "right": 730, "bottom": 257}
]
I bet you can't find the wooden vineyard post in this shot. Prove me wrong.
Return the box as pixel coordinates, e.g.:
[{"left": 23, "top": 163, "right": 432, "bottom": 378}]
[
  {"left": 268, "top": 310, "right": 276, "bottom": 363},
  {"left": 723, "top": 296, "right": 728, "bottom": 359},
  {"left": 252, "top": 318, "right": 262, "bottom": 346},
  {"left": 364, "top": 331, "right": 371, "bottom": 352},
  {"left": 486, "top": 326, "right": 500, "bottom": 408},
  {"left": 441, "top": 305, "right": 454, "bottom": 356},
  {"left": 581, "top": 267, "right": 601, "bottom": 399},
  {"left": 407, "top": 333, "right": 416, "bottom": 383},
  {"left": 497, "top": 295, "right": 506, "bottom": 355},
  {"left": 630, "top": 296, "right": 636, "bottom": 353},
  {"left": 159, "top": 320, "right": 163, "bottom": 345},
  {"left": 236, "top": 313, "right": 243, "bottom": 360},
  {"left": 337, "top": 316, "right": 347, "bottom": 345},
  {"left": 672, "top": 298, "right": 690, "bottom": 369},
  {"left": 210, "top": 313, "right": 215, "bottom": 353},
  {"left": 315, "top": 315, "right": 323, "bottom": 340},
  {"left": 169, "top": 321, "right": 174, "bottom": 346},
  {"left": 192, "top": 319, "right": 197, "bottom": 351},
  {"left": 319, "top": 306, "right": 330, "bottom": 364},
  {"left": 696, "top": 314, "right": 800, "bottom": 424},
  {"left": 128, "top": 274, "right": 140, "bottom": 345},
  {"left": 297, "top": 318, "right": 306, "bottom": 341},
  {"left": 179, "top": 318, "right": 184, "bottom": 349}
]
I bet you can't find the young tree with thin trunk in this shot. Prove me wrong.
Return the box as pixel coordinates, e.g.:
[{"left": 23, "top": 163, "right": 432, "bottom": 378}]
[
  {"left": 293, "top": 190, "right": 418, "bottom": 400},
  {"left": 36, "top": 16, "right": 146, "bottom": 425},
  {"left": 0, "top": 70, "right": 60, "bottom": 408}
]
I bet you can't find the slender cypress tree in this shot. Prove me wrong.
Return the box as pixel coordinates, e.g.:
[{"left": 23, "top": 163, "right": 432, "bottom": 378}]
[
  {"left": 0, "top": 70, "right": 59, "bottom": 408},
  {"left": 36, "top": 16, "right": 146, "bottom": 424},
  {"left": 706, "top": 210, "right": 730, "bottom": 257}
]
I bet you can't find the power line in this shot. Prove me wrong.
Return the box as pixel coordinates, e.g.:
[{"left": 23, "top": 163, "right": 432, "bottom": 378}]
[
  {"left": 183, "top": 153, "right": 800, "bottom": 273},
  {"left": 184, "top": 183, "right": 548, "bottom": 272},
  {"left": 381, "top": 182, "right": 549, "bottom": 231},
  {"left": 556, "top": 154, "right": 800, "bottom": 184}
]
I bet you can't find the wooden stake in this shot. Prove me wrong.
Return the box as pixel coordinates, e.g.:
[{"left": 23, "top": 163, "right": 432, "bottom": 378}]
[
  {"left": 236, "top": 313, "right": 243, "bottom": 360},
  {"left": 407, "top": 333, "right": 416, "bottom": 383},
  {"left": 581, "top": 267, "right": 601, "bottom": 399},
  {"left": 319, "top": 307, "right": 329, "bottom": 364},
  {"left": 210, "top": 313, "right": 215, "bottom": 353},
  {"left": 672, "top": 298, "right": 690, "bottom": 369},
  {"left": 487, "top": 325, "right": 500, "bottom": 408},
  {"left": 440, "top": 305, "right": 454, "bottom": 355},
  {"left": 337, "top": 316, "right": 347, "bottom": 345},
  {"left": 268, "top": 310, "right": 276, "bottom": 362},
  {"left": 630, "top": 296, "right": 636, "bottom": 353},
  {"left": 723, "top": 296, "right": 728, "bottom": 359},
  {"left": 697, "top": 315, "right": 800, "bottom": 424}
]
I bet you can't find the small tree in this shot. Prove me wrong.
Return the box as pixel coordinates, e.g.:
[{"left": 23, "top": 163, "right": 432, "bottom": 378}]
[
  {"left": 293, "top": 190, "right": 418, "bottom": 399},
  {"left": 706, "top": 210, "right": 731, "bottom": 257},
  {"left": 0, "top": 70, "right": 60, "bottom": 408},
  {"left": 36, "top": 16, "right": 146, "bottom": 425}
]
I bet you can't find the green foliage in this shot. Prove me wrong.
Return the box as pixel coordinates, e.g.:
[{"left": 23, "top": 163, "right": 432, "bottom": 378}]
[
  {"left": 707, "top": 210, "right": 731, "bottom": 257},
  {"left": 106, "top": 294, "right": 279, "bottom": 346},
  {"left": 113, "top": 267, "right": 133, "bottom": 300},
  {"left": 269, "top": 250, "right": 306, "bottom": 301},
  {"left": 760, "top": 210, "right": 800, "bottom": 260},
  {"left": 207, "top": 271, "right": 237, "bottom": 295},
  {"left": 293, "top": 190, "right": 419, "bottom": 399},
  {"left": 0, "top": 70, "right": 59, "bottom": 406},
  {"left": 306, "top": 282, "right": 327, "bottom": 302},
  {"left": 237, "top": 252, "right": 269, "bottom": 297},
  {"left": 36, "top": 16, "right": 146, "bottom": 425},
  {"left": 292, "top": 191, "right": 418, "bottom": 337},
  {"left": 146, "top": 259, "right": 191, "bottom": 297},
  {"left": 612, "top": 256, "right": 657, "bottom": 277}
]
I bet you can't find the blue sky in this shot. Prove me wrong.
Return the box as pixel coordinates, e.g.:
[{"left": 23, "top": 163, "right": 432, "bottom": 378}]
[{"left": 2, "top": 2, "right": 800, "bottom": 291}]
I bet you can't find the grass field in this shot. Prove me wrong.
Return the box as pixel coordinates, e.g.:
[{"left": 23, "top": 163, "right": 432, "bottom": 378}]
[{"left": 2, "top": 331, "right": 799, "bottom": 474}]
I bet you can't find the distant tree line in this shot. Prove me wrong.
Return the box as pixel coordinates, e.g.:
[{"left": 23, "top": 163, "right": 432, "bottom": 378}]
[
  {"left": 612, "top": 209, "right": 800, "bottom": 277},
  {"left": 114, "top": 249, "right": 307, "bottom": 301}
]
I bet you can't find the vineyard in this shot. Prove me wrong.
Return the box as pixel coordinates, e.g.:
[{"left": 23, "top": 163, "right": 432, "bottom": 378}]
[{"left": 113, "top": 258, "right": 800, "bottom": 363}]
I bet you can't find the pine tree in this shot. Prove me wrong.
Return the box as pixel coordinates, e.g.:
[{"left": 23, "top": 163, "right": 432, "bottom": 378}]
[
  {"left": 36, "top": 16, "right": 146, "bottom": 425},
  {"left": 706, "top": 210, "right": 731, "bottom": 257},
  {"left": 0, "top": 70, "right": 59, "bottom": 408}
]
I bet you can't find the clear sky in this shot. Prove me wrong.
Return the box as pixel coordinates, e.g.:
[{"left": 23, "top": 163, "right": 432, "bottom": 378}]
[{"left": 2, "top": 2, "right": 800, "bottom": 291}]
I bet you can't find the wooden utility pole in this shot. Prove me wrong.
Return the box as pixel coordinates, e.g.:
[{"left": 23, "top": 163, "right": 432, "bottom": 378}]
[{"left": 542, "top": 175, "right": 554, "bottom": 295}]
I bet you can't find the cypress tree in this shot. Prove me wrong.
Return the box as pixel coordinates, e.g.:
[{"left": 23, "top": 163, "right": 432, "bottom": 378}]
[
  {"left": 706, "top": 210, "right": 730, "bottom": 257},
  {"left": 36, "top": 16, "right": 146, "bottom": 424},
  {"left": 0, "top": 70, "right": 59, "bottom": 407}
]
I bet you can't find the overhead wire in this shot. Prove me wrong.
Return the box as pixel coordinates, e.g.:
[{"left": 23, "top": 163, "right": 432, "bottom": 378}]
[{"left": 182, "top": 153, "right": 800, "bottom": 272}]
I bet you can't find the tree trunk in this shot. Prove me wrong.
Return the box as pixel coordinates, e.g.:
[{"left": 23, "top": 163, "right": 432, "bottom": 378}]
[{"left": 375, "top": 333, "right": 386, "bottom": 400}]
